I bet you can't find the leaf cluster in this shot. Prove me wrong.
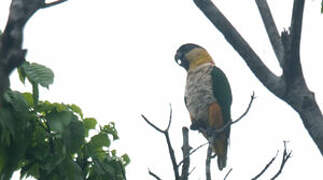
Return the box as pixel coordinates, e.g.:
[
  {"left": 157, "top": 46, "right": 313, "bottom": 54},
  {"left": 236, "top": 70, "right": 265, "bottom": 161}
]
[{"left": 0, "top": 60, "right": 129, "bottom": 180}]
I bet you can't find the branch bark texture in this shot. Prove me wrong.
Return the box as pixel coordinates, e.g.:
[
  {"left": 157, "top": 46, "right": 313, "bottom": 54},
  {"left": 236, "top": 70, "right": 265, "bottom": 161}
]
[
  {"left": 193, "top": 0, "right": 323, "bottom": 155},
  {"left": 0, "top": 0, "right": 67, "bottom": 106}
]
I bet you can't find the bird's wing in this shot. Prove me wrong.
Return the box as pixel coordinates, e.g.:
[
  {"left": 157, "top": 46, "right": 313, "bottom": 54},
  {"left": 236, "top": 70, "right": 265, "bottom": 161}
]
[{"left": 211, "top": 66, "right": 232, "bottom": 136}]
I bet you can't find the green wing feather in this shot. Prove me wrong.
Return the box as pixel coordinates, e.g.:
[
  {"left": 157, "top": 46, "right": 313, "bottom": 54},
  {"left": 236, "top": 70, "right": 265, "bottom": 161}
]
[{"left": 211, "top": 66, "right": 232, "bottom": 137}]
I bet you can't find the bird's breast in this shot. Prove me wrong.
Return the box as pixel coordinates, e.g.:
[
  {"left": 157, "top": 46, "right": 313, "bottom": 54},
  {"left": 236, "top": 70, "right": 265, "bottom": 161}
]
[{"left": 185, "top": 63, "right": 217, "bottom": 123}]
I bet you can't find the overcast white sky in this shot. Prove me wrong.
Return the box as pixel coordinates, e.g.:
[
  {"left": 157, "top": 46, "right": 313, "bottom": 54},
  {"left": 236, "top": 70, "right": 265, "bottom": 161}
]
[{"left": 1, "top": 0, "right": 323, "bottom": 179}]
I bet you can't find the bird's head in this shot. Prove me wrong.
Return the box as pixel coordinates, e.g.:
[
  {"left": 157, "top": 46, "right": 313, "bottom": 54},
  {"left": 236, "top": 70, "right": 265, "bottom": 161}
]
[{"left": 175, "top": 43, "right": 213, "bottom": 71}]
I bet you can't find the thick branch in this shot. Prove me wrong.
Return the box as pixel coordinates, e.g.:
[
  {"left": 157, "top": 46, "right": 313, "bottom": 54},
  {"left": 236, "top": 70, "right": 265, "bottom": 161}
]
[
  {"left": 290, "top": 0, "right": 304, "bottom": 60},
  {"left": 281, "top": 0, "right": 305, "bottom": 87},
  {"left": 193, "top": 0, "right": 286, "bottom": 98},
  {"left": 0, "top": 0, "right": 67, "bottom": 105},
  {"left": 255, "top": 0, "right": 285, "bottom": 67},
  {"left": 193, "top": 0, "right": 323, "bottom": 156}
]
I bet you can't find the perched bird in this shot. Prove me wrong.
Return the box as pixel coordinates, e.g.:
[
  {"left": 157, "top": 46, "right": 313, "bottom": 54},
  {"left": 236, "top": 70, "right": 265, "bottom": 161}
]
[{"left": 175, "top": 43, "right": 232, "bottom": 170}]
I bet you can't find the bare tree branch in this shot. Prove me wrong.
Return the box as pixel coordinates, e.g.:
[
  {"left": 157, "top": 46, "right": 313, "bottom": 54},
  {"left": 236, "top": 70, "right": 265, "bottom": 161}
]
[
  {"left": 197, "top": 92, "right": 255, "bottom": 139},
  {"left": 205, "top": 144, "right": 213, "bottom": 180},
  {"left": 181, "top": 127, "right": 191, "bottom": 180},
  {"left": 193, "top": 0, "right": 323, "bottom": 155},
  {"left": 166, "top": 104, "right": 173, "bottom": 131},
  {"left": 224, "top": 168, "right": 233, "bottom": 180},
  {"left": 271, "top": 141, "right": 292, "bottom": 180},
  {"left": 193, "top": 0, "right": 286, "bottom": 98},
  {"left": 255, "top": 0, "right": 285, "bottom": 67},
  {"left": 42, "top": 0, "right": 68, "bottom": 8},
  {"left": 148, "top": 169, "right": 162, "bottom": 180},
  {"left": 178, "top": 142, "right": 208, "bottom": 167},
  {"left": 141, "top": 115, "right": 164, "bottom": 133},
  {"left": 252, "top": 142, "right": 292, "bottom": 180},
  {"left": 290, "top": 0, "right": 305, "bottom": 60},
  {"left": 142, "top": 106, "right": 180, "bottom": 179},
  {"left": 252, "top": 151, "right": 279, "bottom": 180},
  {"left": 214, "top": 92, "right": 255, "bottom": 134},
  {"left": 282, "top": 0, "right": 305, "bottom": 85}
]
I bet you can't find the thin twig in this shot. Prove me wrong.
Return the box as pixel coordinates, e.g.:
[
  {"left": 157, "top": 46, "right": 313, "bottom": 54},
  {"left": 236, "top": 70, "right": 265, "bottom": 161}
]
[
  {"left": 166, "top": 104, "right": 173, "bottom": 131},
  {"left": 178, "top": 142, "right": 208, "bottom": 167},
  {"left": 42, "top": 0, "right": 68, "bottom": 8},
  {"left": 188, "top": 167, "right": 196, "bottom": 176},
  {"left": 271, "top": 141, "right": 292, "bottom": 180},
  {"left": 148, "top": 169, "right": 162, "bottom": 180},
  {"left": 141, "top": 115, "right": 164, "bottom": 133},
  {"left": 224, "top": 168, "right": 233, "bottom": 180},
  {"left": 252, "top": 151, "right": 279, "bottom": 180},
  {"left": 142, "top": 105, "right": 180, "bottom": 179},
  {"left": 199, "top": 92, "right": 255, "bottom": 138}
]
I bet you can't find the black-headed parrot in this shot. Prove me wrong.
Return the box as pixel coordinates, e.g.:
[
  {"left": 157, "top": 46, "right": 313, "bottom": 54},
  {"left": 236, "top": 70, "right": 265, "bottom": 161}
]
[{"left": 175, "top": 43, "right": 232, "bottom": 170}]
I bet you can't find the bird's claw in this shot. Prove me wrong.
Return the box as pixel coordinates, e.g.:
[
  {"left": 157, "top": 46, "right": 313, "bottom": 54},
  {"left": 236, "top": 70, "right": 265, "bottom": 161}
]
[{"left": 190, "top": 122, "right": 200, "bottom": 130}]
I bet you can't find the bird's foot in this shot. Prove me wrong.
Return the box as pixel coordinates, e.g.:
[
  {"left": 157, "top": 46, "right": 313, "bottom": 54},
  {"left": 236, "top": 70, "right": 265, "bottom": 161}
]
[
  {"left": 206, "top": 127, "right": 216, "bottom": 137},
  {"left": 190, "top": 122, "right": 200, "bottom": 130}
]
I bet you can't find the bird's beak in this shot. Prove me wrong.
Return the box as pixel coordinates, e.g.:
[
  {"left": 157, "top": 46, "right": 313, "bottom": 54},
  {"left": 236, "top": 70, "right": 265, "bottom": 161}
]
[{"left": 175, "top": 51, "right": 189, "bottom": 71}]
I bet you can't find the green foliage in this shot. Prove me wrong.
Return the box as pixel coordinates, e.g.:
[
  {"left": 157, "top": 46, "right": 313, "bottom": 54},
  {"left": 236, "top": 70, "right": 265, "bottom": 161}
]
[{"left": 0, "top": 61, "right": 129, "bottom": 179}]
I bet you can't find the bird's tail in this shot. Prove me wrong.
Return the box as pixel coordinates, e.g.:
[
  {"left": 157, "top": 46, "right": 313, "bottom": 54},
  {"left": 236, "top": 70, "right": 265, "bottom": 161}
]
[{"left": 212, "top": 134, "right": 228, "bottom": 171}]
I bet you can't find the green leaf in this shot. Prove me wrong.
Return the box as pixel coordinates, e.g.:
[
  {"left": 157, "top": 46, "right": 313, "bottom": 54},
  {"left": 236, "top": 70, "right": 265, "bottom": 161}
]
[
  {"left": 17, "top": 65, "right": 27, "bottom": 84},
  {"left": 22, "top": 92, "right": 33, "bottom": 107},
  {"left": 121, "top": 154, "right": 130, "bottom": 166},
  {"left": 102, "top": 122, "right": 119, "bottom": 140},
  {"left": 83, "top": 118, "right": 97, "bottom": 137},
  {"left": 3, "top": 90, "right": 29, "bottom": 112},
  {"left": 46, "top": 111, "right": 73, "bottom": 134},
  {"left": 89, "top": 133, "right": 111, "bottom": 150},
  {"left": 62, "top": 120, "right": 85, "bottom": 154},
  {"left": 0, "top": 105, "right": 15, "bottom": 139},
  {"left": 68, "top": 104, "right": 83, "bottom": 118},
  {"left": 23, "top": 62, "right": 54, "bottom": 88},
  {"left": 62, "top": 158, "right": 83, "bottom": 180}
]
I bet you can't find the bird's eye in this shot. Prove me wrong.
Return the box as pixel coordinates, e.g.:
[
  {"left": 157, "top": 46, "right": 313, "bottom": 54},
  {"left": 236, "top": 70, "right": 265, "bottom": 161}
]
[{"left": 177, "top": 60, "right": 182, "bottom": 65}]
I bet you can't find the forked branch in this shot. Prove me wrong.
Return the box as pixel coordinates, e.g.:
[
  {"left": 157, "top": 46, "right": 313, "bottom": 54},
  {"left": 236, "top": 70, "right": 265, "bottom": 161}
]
[
  {"left": 142, "top": 105, "right": 180, "bottom": 179},
  {"left": 252, "top": 141, "right": 292, "bottom": 180}
]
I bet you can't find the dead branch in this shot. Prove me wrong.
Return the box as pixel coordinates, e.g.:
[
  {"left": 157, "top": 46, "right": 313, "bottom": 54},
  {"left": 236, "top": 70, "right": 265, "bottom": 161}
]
[
  {"left": 252, "top": 142, "right": 292, "bottom": 180},
  {"left": 178, "top": 142, "right": 208, "bottom": 167},
  {"left": 181, "top": 127, "right": 191, "bottom": 180},
  {"left": 198, "top": 92, "right": 255, "bottom": 139},
  {"left": 223, "top": 168, "right": 233, "bottom": 180},
  {"left": 252, "top": 151, "right": 279, "bottom": 180},
  {"left": 141, "top": 105, "right": 180, "bottom": 180},
  {"left": 148, "top": 169, "right": 162, "bottom": 180},
  {"left": 193, "top": 0, "right": 323, "bottom": 155},
  {"left": 271, "top": 141, "right": 292, "bottom": 180},
  {"left": 205, "top": 144, "right": 213, "bottom": 180}
]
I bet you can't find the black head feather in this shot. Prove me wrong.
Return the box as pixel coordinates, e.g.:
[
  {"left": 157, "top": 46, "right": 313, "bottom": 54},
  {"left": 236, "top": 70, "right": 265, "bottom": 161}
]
[{"left": 175, "top": 43, "right": 203, "bottom": 71}]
